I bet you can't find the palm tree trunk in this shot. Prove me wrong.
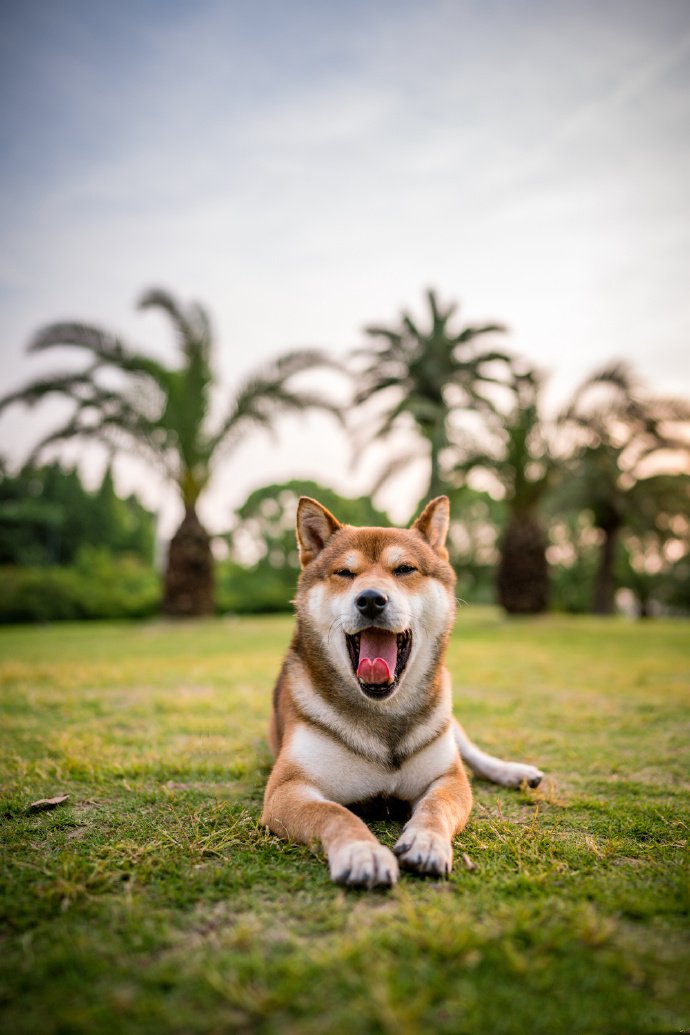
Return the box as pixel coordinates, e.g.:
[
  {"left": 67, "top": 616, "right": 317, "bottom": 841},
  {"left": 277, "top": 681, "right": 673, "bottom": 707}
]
[
  {"left": 425, "top": 423, "right": 446, "bottom": 502},
  {"left": 593, "top": 525, "right": 619, "bottom": 615},
  {"left": 497, "top": 514, "right": 549, "bottom": 614},
  {"left": 163, "top": 506, "right": 215, "bottom": 616}
]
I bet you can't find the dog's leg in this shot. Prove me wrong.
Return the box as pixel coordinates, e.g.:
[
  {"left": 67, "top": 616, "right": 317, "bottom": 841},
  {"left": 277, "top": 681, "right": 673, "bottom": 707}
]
[
  {"left": 262, "top": 774, "right": 399, "bottom": 889},
  {"left": 453, "top": 719, "right": 543, "bottom": 788},
  {"left": 393, "top": 759, "right": 472, "bottom": 877}
]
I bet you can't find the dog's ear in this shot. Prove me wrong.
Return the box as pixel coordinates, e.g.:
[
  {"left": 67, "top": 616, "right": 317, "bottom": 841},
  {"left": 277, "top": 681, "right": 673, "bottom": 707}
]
[
  {"left": 296, "top": 497, "right": 342, "bottom": 567},
  {"left": 411, "top": 496, "right": 450, "bottom": 558}
]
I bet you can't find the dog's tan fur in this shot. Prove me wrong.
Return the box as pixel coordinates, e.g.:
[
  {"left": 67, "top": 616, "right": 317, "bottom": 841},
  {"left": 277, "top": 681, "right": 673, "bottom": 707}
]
[{"left": 261, "top": 495, "right": 543, "bottom": 888}]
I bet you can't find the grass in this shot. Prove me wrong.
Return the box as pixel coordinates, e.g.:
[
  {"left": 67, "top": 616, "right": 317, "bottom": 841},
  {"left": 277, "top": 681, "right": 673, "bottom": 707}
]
[{"left": 0, "top": 608, "right": 688, "bottom": 1035}]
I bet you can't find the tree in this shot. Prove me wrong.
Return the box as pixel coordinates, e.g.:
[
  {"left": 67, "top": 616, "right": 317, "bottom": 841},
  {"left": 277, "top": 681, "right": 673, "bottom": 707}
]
[
  {"left": 444, "top": 483, "right": 504, "bottom": 605},
  {"left": 217, "top": 480, "right": 392, "bottom": 613},
  {"left": 0, "top": 459, "right": 155, "bottom": 566},
  {"left": 0, "top": 289, "right": 339, "bottom": 615},
  {"left": 619, "top": 473, "right": 690, "bottom": 616},
  {"left": 451, "top": 368, "right": 557, "bottom": 614},
  {"left": 231, "top": 479, "right": 391, "bottom": 565},
  {"left": 561, "top": 363, "right": 690, "bottom": 614},
  {"left": 353, "top": 289, "right": 511, "bottom": 502}
]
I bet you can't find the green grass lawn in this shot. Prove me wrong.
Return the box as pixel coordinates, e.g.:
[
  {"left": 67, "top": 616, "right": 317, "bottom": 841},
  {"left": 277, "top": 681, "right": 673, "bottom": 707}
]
[{"left": 1, "top": 609, "right": 688, "bottom": 1035}]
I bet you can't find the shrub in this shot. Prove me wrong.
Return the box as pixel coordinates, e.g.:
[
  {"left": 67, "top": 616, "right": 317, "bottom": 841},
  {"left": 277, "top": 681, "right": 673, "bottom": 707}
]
[
  {"left": 216, "top": 560, "right": 293, "bottom": 614},
  {"left": 549, "top": 552, "right": 599, "bottom": 614},
  {"left": 0, "top": 550, "right": 160, "bottom": 623}
]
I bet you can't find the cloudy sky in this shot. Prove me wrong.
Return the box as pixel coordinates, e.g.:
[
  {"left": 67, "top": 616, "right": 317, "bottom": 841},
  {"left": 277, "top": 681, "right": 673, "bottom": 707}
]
[{"left": 1, "top": 0, "right": 689, "bottom": 531}]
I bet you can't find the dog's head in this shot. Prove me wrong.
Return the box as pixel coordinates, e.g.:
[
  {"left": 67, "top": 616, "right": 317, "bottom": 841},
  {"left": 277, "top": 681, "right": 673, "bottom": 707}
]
[{"left": 294, "top": 496, "right": 456, "bottom": 704}]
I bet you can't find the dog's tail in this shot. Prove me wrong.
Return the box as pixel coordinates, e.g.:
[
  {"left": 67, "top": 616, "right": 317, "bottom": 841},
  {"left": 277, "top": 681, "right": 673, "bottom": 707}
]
[{"left": 453, "top": 719, "right": 543, "bottom": 788}]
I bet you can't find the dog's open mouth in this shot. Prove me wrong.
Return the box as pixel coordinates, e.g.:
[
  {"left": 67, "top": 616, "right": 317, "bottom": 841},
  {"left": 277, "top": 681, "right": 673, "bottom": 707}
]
[{"left": 345, "top": 628, "right": 412, "bottom": 699}]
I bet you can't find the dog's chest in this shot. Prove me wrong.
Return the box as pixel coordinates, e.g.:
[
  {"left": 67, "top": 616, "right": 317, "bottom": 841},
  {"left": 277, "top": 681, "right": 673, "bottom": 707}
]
[{"left": 287, "top": 723, "right": 458, "bottom": 804}]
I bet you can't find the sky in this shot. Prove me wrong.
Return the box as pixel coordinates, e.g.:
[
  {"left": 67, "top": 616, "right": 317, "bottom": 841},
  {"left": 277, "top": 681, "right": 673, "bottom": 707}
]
[{"left": 1, "top": 0, "right": 689, "bottom": 534}]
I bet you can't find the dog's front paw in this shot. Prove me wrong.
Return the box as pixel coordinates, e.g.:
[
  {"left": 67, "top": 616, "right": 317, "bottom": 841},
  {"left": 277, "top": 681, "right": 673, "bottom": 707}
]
[
  {"left": 393, "top": 828, "right": 453, "bottom": 877},
  {"left": 493, "top": 761, "right": 544, "bottom": 789},
  {"left": 329, "top": 839, "right": 399, "bottom": 889}
]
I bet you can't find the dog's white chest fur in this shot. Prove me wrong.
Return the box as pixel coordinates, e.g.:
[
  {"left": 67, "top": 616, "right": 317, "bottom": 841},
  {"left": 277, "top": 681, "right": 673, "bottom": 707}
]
[{"left": 287, "top": 722, "right": 458, "bottom": 804}]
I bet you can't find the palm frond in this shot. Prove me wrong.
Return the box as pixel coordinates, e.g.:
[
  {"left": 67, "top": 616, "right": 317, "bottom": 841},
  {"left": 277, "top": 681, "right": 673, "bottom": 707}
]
[
  {"left": 565, "top": 361, "right": 636, "bottom": 416},
  {"left": 364, "top": 397, "right": 439, "bottom": 445},
  {"left": 426, "top": 289, "right": 456, "bottom": 329},
  {"left": 644, "top": 396, "right": 690, "bottom": 423},
  {"left": 27, "top": 408, "right": 174, "bottom": 478},
  {"left": 452, "top": 325, "right": 508, "bottom": 345},
  {"left": 209, "top": 358, "right": 342, "bottom": 456},
  {"left": 138, "top": 288, "right": 196, "bottom": 340},
  {"left": 634, "top": 435, "right": 690, "bottom": 459},
  {"left": 472, "top": 348, "right": 513, "bottom": 367},
  {"left": 0, "top": 368, "right": 99, "bottom": 413},
  {"left": 26, "top": 415, "right": 89, "bottom": 461},
  {"left": 369, "top": 449, "right": 424, "bottom": 494},
  {"left": 29, "top": 323, "right": 172, "bottom": 389},
  {"left": 354, "top": 353, "right": 409, "bottom": 381},
  {"left": 354, "top": 376, "right": 408, "bottom": 407},
  {"left": 138, "top": 289, "right": 215, "bottom": 376},
  {"left": 401, "top": 314, "right": 424, "bottom": 342},
  {"left": 362, "top": 326, "right": 404, "bottom": 347},
  {"left": 249, "top": 384, "right": 344, "bottom": 425},
  {"left": 268, "top": 348, "right": 345, "bottom": 379}
]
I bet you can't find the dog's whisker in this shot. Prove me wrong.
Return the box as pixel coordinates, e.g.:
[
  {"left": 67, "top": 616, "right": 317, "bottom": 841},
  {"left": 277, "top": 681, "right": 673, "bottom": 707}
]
[{"left": 326, "top": 616, "right": 347, "bottom": 645}]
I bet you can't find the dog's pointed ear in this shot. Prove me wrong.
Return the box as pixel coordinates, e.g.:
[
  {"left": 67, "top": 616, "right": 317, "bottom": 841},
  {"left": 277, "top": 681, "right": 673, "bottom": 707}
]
[
  {"left": 411, "top": 496, "right": 450, "bottom": 558},
  {"left": 296, "top": 497, "right": 342, "bottom": 567}
]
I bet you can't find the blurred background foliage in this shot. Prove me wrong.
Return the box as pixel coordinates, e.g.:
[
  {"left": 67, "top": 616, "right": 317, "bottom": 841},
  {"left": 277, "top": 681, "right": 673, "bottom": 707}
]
[
  {"left": 0, "top": 461, "right": 158, "bottom": 622},
  {"left": 0, "top": 287, "right": 688, "bottom": 624},
  {"left": 0, "top": 460, "right": 155, "bottom": 566},
  {"left": 216, "top": 480, "right": 391, "bottom": 615}
]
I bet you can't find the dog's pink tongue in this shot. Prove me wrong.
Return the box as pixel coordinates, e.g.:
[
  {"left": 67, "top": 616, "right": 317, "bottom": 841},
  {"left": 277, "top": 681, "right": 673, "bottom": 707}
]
[{"left": 356, "top": 629, "right": 397, "bottom": 685}]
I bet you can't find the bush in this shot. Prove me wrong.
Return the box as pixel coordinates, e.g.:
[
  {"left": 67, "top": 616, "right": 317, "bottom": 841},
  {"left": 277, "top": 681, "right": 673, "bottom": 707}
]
[
  {"left": 216, "top": 560, "right": 293, "bottom": 614},
  {"left": 549, "top": 552, "right": 599, "bottom": 614},
  {"left": 0, "top": 549, "right": 160, "bottom": 623},
  {"left": 0, "top": 460, "right": 155, "bottom": 567}
]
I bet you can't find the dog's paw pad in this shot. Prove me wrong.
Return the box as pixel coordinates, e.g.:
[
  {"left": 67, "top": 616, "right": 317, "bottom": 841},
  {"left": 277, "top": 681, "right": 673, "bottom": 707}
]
[
  {"left": 393, "top": 829, "right": 452, "bottom": 877},
  {"left": 329, "top": 840, "right": 399, "bottom": 889}
]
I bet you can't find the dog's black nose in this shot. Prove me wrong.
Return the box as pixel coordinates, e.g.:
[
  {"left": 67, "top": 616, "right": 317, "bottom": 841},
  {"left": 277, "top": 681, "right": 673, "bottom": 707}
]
[{"left": 355, "top": 589, "right": 388, "bottom": 618}]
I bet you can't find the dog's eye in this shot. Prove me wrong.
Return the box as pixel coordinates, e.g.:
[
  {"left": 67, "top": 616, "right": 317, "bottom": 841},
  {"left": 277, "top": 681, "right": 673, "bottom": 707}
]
[
  {"left": 393, "top": 564, "right": 417, "bottom": 576},
  {"left": 334, "top": 569, "right": 356, "bottom": 579}
]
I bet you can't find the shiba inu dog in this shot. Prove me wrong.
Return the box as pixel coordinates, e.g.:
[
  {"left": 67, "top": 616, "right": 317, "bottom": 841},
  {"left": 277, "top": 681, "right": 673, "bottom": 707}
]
[{"left": 261, "top": 495, "right": 543, "bottom": 888}]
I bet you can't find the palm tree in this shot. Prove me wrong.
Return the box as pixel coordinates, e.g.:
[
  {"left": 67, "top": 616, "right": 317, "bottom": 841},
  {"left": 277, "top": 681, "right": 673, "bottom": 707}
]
[
  {"left": 452, "top": 368, "right": 557, "bottom": 613},
  {"left": 0, "top": 288, "right": 340, "bottom": 615},
  {"left": 617, "top": 472, "right": 690, "bottom": 616},
  {"left": 561, "top": 362, "right": 690, "bottom": 614},
  {"left": 353, "top": 289, "right": 511, "bottom": 502}
]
